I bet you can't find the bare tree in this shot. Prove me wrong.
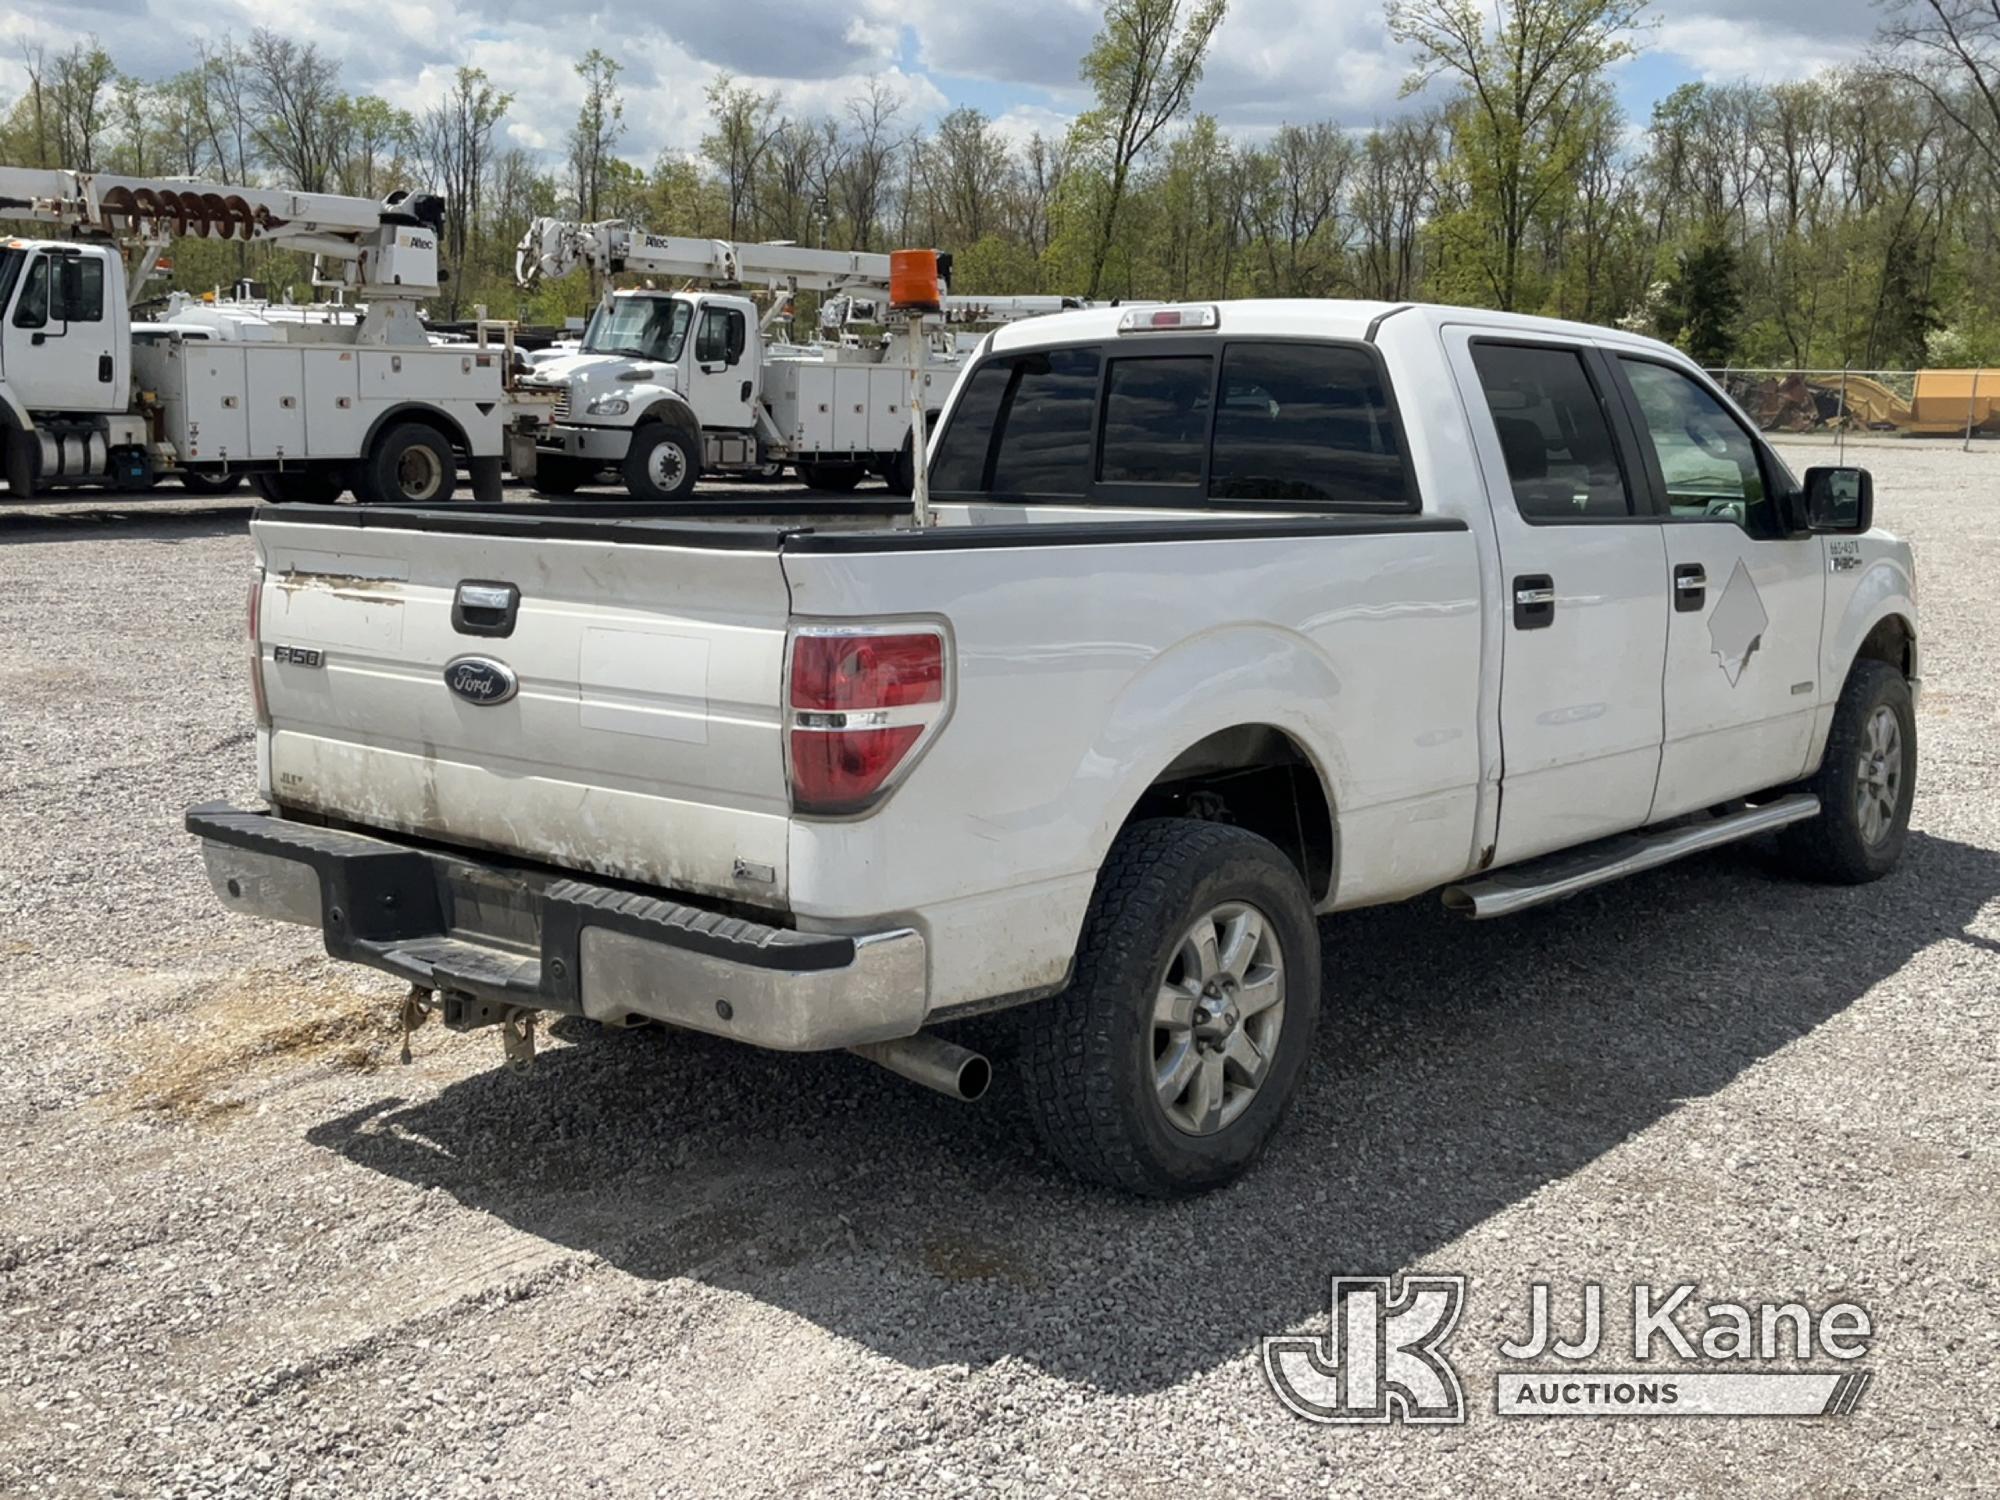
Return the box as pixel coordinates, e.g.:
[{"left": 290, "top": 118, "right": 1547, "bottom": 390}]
[
  {"left": 420, "top": 68, "right": 512, "bottom": 314},
  {"left": 245, "top": 30, "right": 344, "bottom": 191},
  {"left": 1878, "top": 0, "right": 2000, "bottom": 189},
  {"left": 567, "top": 49, "right": 624, "bottom": 222},
  {"left": 835, "top": 79, "right": 903, "bottom": 250},
  {"left": 702, "top": 73, "right": 781, "bottom": 239}
]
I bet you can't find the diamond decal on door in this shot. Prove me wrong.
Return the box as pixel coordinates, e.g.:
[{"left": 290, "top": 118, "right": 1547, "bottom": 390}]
[{"left": 1707, "top": 558, "right": 1770, "bottom": 687}]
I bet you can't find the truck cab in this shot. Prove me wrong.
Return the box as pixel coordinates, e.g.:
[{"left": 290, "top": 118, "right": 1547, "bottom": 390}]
[
  {"left": 0, "top": 241, "right": 129, "bottom": 416},
  {"left": 526, "top": 289, "right": 759, "bottom": 498}
]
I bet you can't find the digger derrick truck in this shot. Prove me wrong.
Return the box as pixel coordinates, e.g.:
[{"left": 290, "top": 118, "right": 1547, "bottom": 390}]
[
  {"left": 0, "top": 167, "right": 544, "bottom": 504},
  {"left": 513, "top": 217, "right": 1081, "bottom": 498}
]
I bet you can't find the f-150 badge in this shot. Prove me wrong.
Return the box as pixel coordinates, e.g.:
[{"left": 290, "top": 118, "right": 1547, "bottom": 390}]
[{"left": 1707, "top": 560, "right": 1769, "bottom": 687}]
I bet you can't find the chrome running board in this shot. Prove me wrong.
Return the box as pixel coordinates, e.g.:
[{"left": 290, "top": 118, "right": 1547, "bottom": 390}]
[{"left": 1442, "top": 794, "right": 1821, "bottom": 920}]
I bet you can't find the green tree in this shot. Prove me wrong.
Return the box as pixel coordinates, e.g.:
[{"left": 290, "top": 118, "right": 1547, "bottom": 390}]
[
  {"left": 1071, "top": 0, "right": 1228, "bottom": 298},
  {"left": 1388, "top": 0, "right": 1649, "bottom": 309},
  {"left": 567, "top": 49, "right": 624, "bottom": 223},
  {"left": 1658, "top": 237, "right": 1741, "bottom": 366}
]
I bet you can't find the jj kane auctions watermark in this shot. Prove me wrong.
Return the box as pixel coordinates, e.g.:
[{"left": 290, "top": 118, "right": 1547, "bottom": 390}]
[{"left": 1263, "top": 1276, "right": 1875, "bottom": 1424}]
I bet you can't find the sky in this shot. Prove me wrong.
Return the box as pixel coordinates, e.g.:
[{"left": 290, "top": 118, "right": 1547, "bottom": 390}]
[{"left": 0, "top": 0, "right": 1892, "bottom": 168}]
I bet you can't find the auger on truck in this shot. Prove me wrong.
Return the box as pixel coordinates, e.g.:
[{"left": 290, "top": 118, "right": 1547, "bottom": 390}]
[
  {"left": 0, "top": 167, "right": 545, "bottom": 503},
  {"left": 513, "top": 216, "right": 1082, "bottom": 498}
]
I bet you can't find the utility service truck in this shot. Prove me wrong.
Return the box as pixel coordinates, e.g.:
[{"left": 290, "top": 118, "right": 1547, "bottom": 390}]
[
  {"left": 514, "top": 217, "right": 1080, "bottom": 498},
  {"left": 188, "top": 299, "right": 1916, "bottom": 1196},
  {"left": 0, "top": 168, "right": 543, "bottom": 504}
]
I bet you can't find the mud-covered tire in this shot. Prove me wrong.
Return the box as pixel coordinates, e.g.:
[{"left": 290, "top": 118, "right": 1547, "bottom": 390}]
[
  {"left": 800, "top": 462, "right": 866, "bottom": 493},
  {"left": 531, "top": 457, "right": 590, "bottom": 496},
  {"left": 1019, "top": 819, "right": 1320, "bottom": 1197},
  {"left": 623, "top": 423, "right": 699, "bottom": 501},
  {"left": 354, "top": 422, "right": 455, "bottom": 505},
  {"left": 1775, "top": 658, "right": 1915, "bottom": 884}
]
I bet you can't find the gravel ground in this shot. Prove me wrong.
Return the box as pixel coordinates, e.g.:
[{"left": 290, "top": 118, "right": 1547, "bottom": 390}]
[{"left": 2, "top": 447, "right": 1996, "bottom": 1498}]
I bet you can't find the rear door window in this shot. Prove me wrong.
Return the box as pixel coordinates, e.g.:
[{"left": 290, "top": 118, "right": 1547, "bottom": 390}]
[
  {"left": 1469, "top": 343, "right": 1635, "bottom": 521},
  {"left": 931, "top": 347, "right": 1100, "bottom": 497},
  {"left": 1209, "top": 343, "right": 1408, "bottom": 507}
]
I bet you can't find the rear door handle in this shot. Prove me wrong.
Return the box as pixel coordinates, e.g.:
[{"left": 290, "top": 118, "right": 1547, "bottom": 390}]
[
  {"left": 1513, "top": 574, "right": 1555, "bottom": 630},
  {"left": 1674, "top": 562, "right": 1706, "bottom": 612}
]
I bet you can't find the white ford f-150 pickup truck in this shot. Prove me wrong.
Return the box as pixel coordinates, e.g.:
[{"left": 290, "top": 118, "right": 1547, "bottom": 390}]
[{"left": 188, "top": 299, "right": 1918, "bottom": 1195}]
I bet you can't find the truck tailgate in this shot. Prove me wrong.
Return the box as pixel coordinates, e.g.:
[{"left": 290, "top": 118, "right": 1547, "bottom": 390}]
[{"left": 252, "top": 513, "right": 794, "bottom": 903}]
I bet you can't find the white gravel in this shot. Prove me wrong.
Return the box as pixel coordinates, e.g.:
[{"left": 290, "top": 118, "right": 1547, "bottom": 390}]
[{"left": 2, "top": 448, "right": 1996, "bottom": 1498}]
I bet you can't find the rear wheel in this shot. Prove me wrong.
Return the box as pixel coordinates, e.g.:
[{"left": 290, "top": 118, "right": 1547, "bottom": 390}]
[
  {"left": 2, "top": 430, "right": 37, "bottom": 498},
  {"left": 178, "top": 471, "right": 243, "bottom": 496},
  {"left": 531, "top": 457, "right": 590, "bottom": 496},
  {"left": 800, "top": 462, "right": 866, "bottom": 493},
  {"left": 354, "top": 422, "right": 456, "bottom": 505},
  {"left": 883, "top": 437, "right": 916, "bottom": 497},
  {"left": 1775, "top": 658, "right": 1915, "bottom": 883},
  {"left": 1020, "top": 819, "right": 1321, "bottom": 1196},
  {"left": 623, "top": 423, "right": 699, "bottom": 501},
  {"left": 251, "top": 469, "right": 345, "bottom": 504}
]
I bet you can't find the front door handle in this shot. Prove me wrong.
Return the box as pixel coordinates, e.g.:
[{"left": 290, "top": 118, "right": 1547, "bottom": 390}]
[
  {"left": 98, "top": 353, "right": 114, "bottom": 382},
  {"left": 1674, "top": 562, "right": 1706, "bottom": 613},
  {"left": 1513, "top": 574, "right": 1555, "bottom": 630}
]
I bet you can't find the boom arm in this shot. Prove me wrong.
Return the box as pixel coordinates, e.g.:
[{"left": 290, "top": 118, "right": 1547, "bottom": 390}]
[
  {"left": 516, "top": 217, "right": 900, "bottom": 297},
  {"left": 0, "top": 168, "right": 445, "bottom": 304}
]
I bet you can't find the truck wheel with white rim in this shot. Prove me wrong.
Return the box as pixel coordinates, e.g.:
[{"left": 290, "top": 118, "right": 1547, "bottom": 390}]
[
  {"left": 354, "top": 422, "right": 456, "bottom": 505},
  {"left": 1776, "top": 659, "right": 1916, "bottom": 884},
  {"left": 251, "top": 469, "right": 345, "bottom": 504},
  {"left": 800, "top": 462, "right": 867, "bottom": 493},
  {"left": 623, "top": 422, "right": 699, "bottom": 501},
  {"left": 1020, "top": 819, "right": 1321, "bottom": 1196}
]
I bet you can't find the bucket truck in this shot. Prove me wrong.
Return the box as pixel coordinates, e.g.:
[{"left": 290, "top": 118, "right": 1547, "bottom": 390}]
[
  {"left": 513, "top": 217, "right": 1082, "bottom": 498},
  {"left": 0, "top": 168, "right": 546, "bottom": 503}
]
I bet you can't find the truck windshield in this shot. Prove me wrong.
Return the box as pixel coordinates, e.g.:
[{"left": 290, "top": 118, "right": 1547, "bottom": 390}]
[{"left": 584, "top": 297, "right": 691, "bottom": 362}]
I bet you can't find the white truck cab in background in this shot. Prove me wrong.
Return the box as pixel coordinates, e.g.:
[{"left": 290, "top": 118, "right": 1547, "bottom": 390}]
[{"left": 190, "top": 298, "right": 1917, "bottom": 1196}]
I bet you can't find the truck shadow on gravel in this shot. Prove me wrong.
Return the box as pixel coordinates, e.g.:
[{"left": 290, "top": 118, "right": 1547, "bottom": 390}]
[{"left": 306, "top": 829, "right": 1999, "bottom": 1395}]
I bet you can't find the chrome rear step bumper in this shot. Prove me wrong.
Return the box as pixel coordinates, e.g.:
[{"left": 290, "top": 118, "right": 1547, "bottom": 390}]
[{"left": 186, "top": 804, "right": 927, "bottom": 1050}]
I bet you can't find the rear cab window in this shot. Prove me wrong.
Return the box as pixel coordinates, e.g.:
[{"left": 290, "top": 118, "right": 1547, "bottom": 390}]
[{"left": 930, "top": 337, "right": 1414, "bottom": 511}]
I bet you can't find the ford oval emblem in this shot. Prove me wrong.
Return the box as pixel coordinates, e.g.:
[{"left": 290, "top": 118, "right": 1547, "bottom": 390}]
[{"left": 444, "top": 655, "right": 518, "bottom": 706}]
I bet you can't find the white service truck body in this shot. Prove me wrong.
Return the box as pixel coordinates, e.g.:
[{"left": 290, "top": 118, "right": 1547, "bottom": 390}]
[
  {"left": 0, "top": 170, "right": 544, "bottom": 504},
  {"left": 190, "top": 299, "right": 1918, "bottom": 1194}
]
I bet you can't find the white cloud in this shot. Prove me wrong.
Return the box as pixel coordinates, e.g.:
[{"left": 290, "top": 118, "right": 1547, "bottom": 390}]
[{"left": 1653, "top": 16, "right": 1868, "bottom": 83}]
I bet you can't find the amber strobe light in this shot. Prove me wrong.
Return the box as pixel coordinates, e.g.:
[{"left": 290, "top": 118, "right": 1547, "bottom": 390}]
[{"left": 888, "top": 249, "right": 943, "bottom": 313}]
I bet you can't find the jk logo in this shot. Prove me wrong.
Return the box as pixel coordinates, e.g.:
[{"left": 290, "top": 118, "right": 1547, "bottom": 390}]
[{"left": 1262, "top": 1275, "right": 1467, "bottom": 1425}]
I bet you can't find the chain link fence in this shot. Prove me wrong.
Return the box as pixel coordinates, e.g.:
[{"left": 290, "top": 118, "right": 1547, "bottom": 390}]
[{"left": 1708, "top": 367, "right": 1998, "bottom": 448}]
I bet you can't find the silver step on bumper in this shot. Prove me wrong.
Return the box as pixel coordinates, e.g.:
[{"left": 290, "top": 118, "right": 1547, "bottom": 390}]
[
  {"left": 1442, "top": 795, "right": 1820, "bottom": 919},
  {"left": 185, "top": 805, "right": 928, "bottom": 1051}
]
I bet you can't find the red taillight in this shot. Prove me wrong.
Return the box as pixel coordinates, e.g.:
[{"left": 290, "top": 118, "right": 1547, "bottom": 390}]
[
  {"left": 789, "top": 632, "right": 943, "bottom": 711},
  {"left": 787, "top": 627, "right": 946, "bottom": 815},
  {"left": 248, "top": 570, "right": 269, "bottom": 728}
]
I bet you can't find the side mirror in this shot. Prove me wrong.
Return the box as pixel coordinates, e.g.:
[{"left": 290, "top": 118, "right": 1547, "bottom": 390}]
[
  {"left": 1804, "top": 466, "right": 1873, "bottom": 534},
  {"left": 726, "top": 318, "right": 746, "bottom": 366}
]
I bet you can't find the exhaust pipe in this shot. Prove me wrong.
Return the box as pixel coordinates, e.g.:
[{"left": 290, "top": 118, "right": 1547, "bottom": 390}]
[{"left": 849, "top": 1033, "right": 991, "bottom": 1102}]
